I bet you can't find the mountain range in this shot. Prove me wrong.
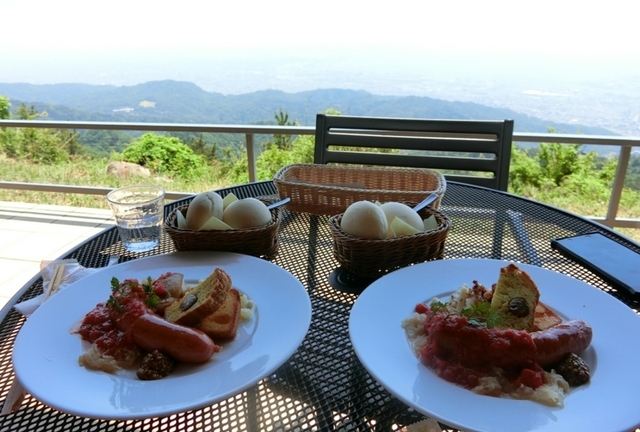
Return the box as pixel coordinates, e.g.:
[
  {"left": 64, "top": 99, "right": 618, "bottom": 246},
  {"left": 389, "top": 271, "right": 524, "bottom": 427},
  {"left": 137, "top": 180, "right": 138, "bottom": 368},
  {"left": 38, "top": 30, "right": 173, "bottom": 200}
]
[{"left": 0, "top": 80, "right": 615, "bottom": 136}]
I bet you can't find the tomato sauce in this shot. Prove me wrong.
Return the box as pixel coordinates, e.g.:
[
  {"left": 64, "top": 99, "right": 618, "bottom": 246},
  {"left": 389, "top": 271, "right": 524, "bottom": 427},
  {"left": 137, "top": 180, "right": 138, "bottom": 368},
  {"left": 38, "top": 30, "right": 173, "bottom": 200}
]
[
  {"left": 78, "top": 302, "right": 135, "bottom": 361},
  {"left": 77, "top": 278, "right": 151, "bottom": 362},
  {"left": 417, "top": 305, "right": 545, "bottom": 390}
]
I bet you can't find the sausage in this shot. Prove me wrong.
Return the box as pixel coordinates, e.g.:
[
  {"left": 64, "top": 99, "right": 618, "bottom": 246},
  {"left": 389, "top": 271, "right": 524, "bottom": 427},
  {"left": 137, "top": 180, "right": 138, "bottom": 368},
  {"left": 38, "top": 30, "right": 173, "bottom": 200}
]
[
  {"left": 130, "top": 313, "right": 220, "bottom": 364},
  {"left": 530, "top": 319, "right": 592, "bottom": 367}
]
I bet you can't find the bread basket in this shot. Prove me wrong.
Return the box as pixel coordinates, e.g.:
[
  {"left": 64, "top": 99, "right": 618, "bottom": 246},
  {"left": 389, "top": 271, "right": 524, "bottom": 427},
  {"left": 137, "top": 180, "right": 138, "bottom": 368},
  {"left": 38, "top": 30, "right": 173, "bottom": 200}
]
[
  {"left": 164, "top": 200, "right": 280, "bottom": 259},
  {"left": 273, "top": 164, "right": 446, "bottom": 215},
  {"left": 329, "top": 205, "right": 451, "bottom": 279}
]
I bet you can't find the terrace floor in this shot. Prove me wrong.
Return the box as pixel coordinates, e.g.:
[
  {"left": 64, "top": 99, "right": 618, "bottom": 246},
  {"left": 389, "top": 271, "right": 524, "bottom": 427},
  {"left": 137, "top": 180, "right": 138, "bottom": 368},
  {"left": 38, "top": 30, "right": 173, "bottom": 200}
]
[{"left": 0, "top": 201, "right": 113, "bottom": 311}]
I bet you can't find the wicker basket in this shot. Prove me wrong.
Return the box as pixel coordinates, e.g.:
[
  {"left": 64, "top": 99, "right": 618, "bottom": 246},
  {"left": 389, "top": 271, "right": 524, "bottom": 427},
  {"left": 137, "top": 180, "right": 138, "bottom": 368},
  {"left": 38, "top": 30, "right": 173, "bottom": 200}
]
[
  {"left": 164, "top": 202, "right": 281, "bottom": 259},
  {"left": 329, "top": 205, "right": 451, "bottom": 279},
  {"left": 273, "top": 164, "right": 446, "bottom": 215}
]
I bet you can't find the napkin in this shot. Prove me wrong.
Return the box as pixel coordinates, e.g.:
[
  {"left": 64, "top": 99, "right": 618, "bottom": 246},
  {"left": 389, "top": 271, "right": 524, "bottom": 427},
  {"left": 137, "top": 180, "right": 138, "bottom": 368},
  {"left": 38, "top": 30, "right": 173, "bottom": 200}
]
[{"left": 14, "top": 257, "right": 118, "bottom": 318}]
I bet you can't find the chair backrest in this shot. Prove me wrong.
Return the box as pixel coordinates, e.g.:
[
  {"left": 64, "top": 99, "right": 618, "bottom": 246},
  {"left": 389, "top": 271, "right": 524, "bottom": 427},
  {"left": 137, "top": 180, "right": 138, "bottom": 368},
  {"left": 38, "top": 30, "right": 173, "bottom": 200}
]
[{"left": 314, "top": 114, "right": 515, "bottom": 191}]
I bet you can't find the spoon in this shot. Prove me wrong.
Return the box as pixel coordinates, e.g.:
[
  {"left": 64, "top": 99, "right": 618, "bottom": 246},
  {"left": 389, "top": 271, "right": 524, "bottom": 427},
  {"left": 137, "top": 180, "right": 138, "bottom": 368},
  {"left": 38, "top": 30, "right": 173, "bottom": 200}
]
[
  {"left": 412, "top": 193, "right": 439, "bottom": 213},
  {"left": 267, "top": 197, "right": 291, "bottom": 210}
]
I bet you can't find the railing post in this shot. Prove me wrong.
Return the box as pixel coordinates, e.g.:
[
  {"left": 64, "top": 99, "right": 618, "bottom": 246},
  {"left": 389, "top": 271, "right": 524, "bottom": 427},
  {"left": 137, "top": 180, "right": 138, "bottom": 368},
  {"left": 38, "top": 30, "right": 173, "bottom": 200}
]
[
  {"left": 246, "top": 133, "right": 257, "bottom": 183},
  {"left": 604, "top": 145, "right": 632, "bottom": 226}
]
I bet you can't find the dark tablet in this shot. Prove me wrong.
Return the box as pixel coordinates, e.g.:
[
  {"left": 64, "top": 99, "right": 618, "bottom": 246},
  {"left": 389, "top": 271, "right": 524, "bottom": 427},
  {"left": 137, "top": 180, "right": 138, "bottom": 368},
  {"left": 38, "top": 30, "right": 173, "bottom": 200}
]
[{"left": 551, "top": 232, "right": 640, "bottom": 299}]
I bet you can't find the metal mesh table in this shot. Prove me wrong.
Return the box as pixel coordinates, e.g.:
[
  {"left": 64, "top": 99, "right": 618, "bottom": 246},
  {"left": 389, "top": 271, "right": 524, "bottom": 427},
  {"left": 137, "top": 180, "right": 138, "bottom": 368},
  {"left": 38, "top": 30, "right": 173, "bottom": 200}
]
[{"left": 1, "top": 181, "right": 638, "bottom": 432}]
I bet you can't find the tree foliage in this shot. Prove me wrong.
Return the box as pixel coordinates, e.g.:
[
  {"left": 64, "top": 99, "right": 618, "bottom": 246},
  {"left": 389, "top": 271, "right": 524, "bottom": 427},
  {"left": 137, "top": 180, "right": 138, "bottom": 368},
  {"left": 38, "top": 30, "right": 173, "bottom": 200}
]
[
  {"left": 79, "top": 130, "right": 133, "bottom": 156},
  {"left": 14, "top": 103, "right": 45, "bottom": 120},
  {"left": 508, "top": 140, "right": 631, "bottom": 215},
  {"left": 0, "top": 96, "right": 9, "bottom": 119},
  {"left": 0, "top": 99, "right": 80, "bottom": 164},
  {"left": 121, "top": 133, "right": 207, "bottom": 179},
  {"left": 272, "top": 108, "right": 299, "bottom": 151},
  {"left": 2, "top": 96, "right": 638, "bottom": 225},
  {"left": 257, "top": 134, "right": 314, "bottom": 179}
]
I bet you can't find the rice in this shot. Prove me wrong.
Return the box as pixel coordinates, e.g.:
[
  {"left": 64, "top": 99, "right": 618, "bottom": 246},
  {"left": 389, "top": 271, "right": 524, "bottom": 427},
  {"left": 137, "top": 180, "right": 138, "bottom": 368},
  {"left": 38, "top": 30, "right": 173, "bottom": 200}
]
[{"left": 401, "top": 312, "right": 427, "bottom": 356}]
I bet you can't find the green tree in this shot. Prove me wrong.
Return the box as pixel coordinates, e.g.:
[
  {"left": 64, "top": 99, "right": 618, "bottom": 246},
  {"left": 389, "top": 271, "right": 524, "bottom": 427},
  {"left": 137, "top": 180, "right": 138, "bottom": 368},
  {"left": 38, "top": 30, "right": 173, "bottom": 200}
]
[
  {"left": 0, "top": 100, "right": 76, "bottom": 164},
  {"left": 508, "top": 139, "right": 622, "bottom": 212},
  {"left": 509, "top": 144, "right": 544, "bottom": 190},
  {"left": 538, "top": 142, "right": 585, "bottom": 186},
  {"left": 273, "top": 109, "right": 298, "bottom": 151},
  {"left": 290, "top": 135, "right": 315, "bottom": 163},
  {"left": 79, "top": 130, "right": 133, "bottom": 156},
  {"left": 0, "top": 96, "right": 9, "bottom": 119},
  {"left": 122, "top": 133, "right": 207, "bottom": 179},
  {"left": 185, "top": 133, "right": 220, "bottom": 161},
  {"left": 223, "top": 153, "right": 250, "bottom": 185},
  {"left": 322, "top": 108, "right": 342, "bottom": 116},
  {"left": 14, "top": 103, "right": 45, "bottom": 120}
]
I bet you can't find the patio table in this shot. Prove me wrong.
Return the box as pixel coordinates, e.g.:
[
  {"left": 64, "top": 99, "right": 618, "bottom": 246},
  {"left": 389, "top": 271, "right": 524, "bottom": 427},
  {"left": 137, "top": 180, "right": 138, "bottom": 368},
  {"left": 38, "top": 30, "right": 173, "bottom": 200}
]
[{"left": 1, "top": 180, "right": 639, "bottom": 431}]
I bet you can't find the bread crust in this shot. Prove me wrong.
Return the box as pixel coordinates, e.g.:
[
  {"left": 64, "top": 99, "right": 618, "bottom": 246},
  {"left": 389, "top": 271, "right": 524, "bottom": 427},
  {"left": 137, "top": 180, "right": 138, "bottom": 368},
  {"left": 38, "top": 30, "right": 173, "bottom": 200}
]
[
  {"left": 198, "top": 288, "right": 241, "bottom": 342},
  {"left": 164, "top": 268, "right": 231, "bottom": 327},
  {"left": 491, "top": 263, "right": 540, "bottom": 331}
]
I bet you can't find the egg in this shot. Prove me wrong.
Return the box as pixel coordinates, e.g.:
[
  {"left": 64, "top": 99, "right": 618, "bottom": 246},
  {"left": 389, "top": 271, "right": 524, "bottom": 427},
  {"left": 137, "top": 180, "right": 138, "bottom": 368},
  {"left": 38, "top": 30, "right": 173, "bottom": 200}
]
[
  {"left": 340, "top": 200, "right": 388, "bottom": 239},
  {"left": 379, "top": 202, "right": 424, "bottom": 233},
  {"left": 222, "top": 197, "right": 272, "bottom": 229}
]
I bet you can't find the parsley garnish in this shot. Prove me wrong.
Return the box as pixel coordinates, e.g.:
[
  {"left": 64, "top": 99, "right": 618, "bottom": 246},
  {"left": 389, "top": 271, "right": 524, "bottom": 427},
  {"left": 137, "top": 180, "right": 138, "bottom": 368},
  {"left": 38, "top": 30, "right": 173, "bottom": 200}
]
[
  {"left": 142, "top": 276, "right": 160, "bottom": 309},
  {"left": 106, "top": 276, "right": 160, "bottom": 311},
  {"left": 429, "top": 298, "right": 503, "bottom": 328},
  {"left": 106, "top": 277, "right": 124, "bottom": 311},
  {"left": 429, "top": 300, "right": 448, "bottom": 314},
  {"left": 460, "top": 302, "right": 503, "bottom": 328}
]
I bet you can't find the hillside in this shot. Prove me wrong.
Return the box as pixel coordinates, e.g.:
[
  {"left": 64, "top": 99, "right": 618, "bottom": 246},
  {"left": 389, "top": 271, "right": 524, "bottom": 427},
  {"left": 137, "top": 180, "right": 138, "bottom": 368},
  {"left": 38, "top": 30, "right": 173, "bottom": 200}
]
[{"left": 0, "top": 80, "right": 615, "bottom": 136}]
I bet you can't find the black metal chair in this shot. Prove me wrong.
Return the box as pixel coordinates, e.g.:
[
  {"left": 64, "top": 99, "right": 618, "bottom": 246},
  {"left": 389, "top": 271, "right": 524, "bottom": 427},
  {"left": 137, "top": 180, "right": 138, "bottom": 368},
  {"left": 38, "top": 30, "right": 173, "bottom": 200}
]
[
  {"left": 314, "top": 114, "right": 514, "bottom": 191},
  {"left": 313, "top": 114, "right": 518, "bottom": 283}
]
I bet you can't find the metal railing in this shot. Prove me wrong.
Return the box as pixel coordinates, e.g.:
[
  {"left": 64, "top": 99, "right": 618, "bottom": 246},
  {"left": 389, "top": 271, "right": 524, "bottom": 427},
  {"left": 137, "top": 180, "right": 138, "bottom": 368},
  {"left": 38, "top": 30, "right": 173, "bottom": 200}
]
[{"left": 1, "top": 119, "right": 640, "bottom": 229}]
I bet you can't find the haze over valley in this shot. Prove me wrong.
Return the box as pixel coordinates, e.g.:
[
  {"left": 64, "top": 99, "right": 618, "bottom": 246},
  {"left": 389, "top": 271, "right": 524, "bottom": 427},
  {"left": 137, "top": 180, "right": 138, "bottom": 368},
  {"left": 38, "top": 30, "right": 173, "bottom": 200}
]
[{"left": 2, "top": 1, "right": 639, "bottom": 137}]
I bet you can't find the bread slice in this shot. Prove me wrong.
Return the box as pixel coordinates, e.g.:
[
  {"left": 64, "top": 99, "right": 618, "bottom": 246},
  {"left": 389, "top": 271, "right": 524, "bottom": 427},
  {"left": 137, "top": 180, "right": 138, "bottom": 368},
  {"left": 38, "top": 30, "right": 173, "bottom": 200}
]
[
  {"left": 490, "top": 263, "right": 540, "bottom": 331},
  {"left": 199, "top": 288, "right": 241, "bottom": 342},
  {"left": 164, "top": 268, "right": 231, "bottom": 327}
]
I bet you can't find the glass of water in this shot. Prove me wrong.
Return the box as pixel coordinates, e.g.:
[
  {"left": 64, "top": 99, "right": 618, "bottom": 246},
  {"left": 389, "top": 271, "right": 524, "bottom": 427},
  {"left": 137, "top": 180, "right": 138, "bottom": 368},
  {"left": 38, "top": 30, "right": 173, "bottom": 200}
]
[{"left": 106, "top": 185, "right": 165, "bottom": 253}]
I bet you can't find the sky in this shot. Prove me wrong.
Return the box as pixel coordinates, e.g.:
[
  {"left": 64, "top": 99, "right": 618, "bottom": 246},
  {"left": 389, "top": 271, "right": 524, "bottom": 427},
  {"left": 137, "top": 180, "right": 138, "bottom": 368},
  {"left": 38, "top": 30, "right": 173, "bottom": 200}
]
[{"left": 1, "top": 0, "right": 639, "bottom": 92}]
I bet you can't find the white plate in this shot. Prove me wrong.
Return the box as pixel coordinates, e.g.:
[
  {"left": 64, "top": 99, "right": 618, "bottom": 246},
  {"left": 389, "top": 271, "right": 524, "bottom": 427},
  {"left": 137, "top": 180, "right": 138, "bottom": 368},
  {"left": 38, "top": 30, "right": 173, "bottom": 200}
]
[
  {"left": 349, "top": 258, "right": 640, "bottom": 432},
  {"left": 13, "top": 251, "right": 311, "bottom": 420}
]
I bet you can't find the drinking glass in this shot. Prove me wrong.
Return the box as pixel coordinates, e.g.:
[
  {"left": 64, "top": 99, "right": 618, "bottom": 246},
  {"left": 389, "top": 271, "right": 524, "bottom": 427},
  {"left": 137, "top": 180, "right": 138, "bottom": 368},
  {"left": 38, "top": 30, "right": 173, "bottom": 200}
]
[{"left": 106, "top": 185, "right": 165, "bottom": 252}]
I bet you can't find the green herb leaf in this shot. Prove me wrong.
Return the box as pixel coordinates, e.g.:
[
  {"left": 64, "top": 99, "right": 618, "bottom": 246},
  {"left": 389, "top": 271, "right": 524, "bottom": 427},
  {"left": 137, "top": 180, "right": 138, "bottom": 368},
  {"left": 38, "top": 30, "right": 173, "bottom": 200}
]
[
  {"left": 106, "top": 277, "right": 123, "bottom": 312},
  {"left": 141, "top": 276, "right": 159, "bottom": 309},
  {"left": 429, "top": 300, "right": 448, "bottom": 313},
  {"left": 460, "top": 301, "right": 502, "bottom": 328}
]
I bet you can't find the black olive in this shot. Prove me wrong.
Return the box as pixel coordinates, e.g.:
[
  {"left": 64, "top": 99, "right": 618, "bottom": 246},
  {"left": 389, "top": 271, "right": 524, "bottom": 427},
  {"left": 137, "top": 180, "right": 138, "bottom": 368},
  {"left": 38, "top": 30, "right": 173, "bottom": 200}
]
[
  {"left": 508, "top": 298, "right": 529, "bottom": 317},
  {"left": 180, "top": 293, "right": 197, "bottom": 311}
]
